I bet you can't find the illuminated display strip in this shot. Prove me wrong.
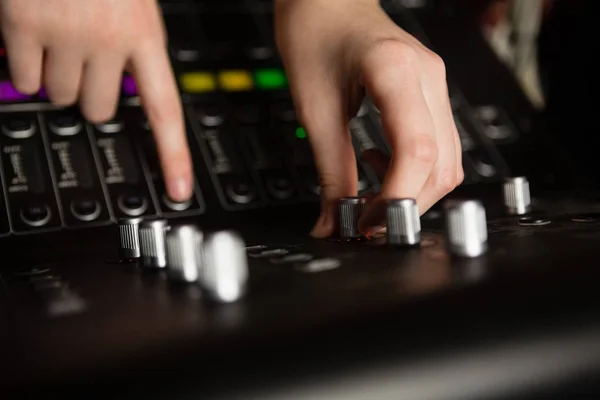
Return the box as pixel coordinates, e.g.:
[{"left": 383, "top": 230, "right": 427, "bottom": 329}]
[
  {"left": 179, "top": 68, "right": 288, "bottom": 93},
  {"left": 0, "top": 81, "right": 32, "bottom": 102},
  {"left": 180, "top": 72, "right": 216, "bottom": 93},
  {"left": 1, "top": 68, "right": 288, "bottom": 103}
]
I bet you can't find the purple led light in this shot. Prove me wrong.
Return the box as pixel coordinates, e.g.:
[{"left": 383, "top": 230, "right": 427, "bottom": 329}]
[
  {"left": 38, "top": 87, "right": 48, "bottom": 99},
  {"left": 122, "top": 76, "right": 138, "bottom": 96},
  {"left": 0, "top": 81, "right": 32, "bottom": 102}
]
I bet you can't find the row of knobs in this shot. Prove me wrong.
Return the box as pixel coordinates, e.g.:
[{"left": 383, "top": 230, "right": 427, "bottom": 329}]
[
  {"left": 339, "top": 176, "right": 531, "bottom": 257},
  {"left": 118, "top": 219, "right": 248, "bottom": 303}
]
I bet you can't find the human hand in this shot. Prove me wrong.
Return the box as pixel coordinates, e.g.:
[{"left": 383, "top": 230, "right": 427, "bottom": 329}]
[
  {"left": 275, "top": 0, "right": 463, "bottom": 237},
  {"left": 0, "top": 0, "right": 193, "bottom": 202}
]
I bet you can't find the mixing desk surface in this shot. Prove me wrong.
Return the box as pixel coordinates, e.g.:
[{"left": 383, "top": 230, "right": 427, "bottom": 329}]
[{"left": 0, "top": 1, "right": 598, "bottom": 398}]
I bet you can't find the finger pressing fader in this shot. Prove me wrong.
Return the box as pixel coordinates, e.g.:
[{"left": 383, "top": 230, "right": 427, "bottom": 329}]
[
  {"left": 117, "top": 217, "right": 143, "bottom": 259},
  {"left": 386, "top": 198, "right": 421, "bottom": 246},
  {"left": 339, "top": 197, "right": 368, "bottom": 238},
  {"left": 503, "top": 176, "right": 531, "bottom": 215},
  {"left": 139, "top": 219, "right": 169, "bottom": 268},
  {"left": 165, "top": 225, "right": 203, "bottom": 283},
  {"left": 444, "top": 199, "right": 488, "bottom": 258},
  {"left": 199, "top": 230, "right": 248, "bottom": 303}
]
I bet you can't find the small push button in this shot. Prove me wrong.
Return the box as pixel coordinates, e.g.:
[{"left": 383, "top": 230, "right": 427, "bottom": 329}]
[
  {"left": 225, "top": 178, "right": 256, "bottom": 204},
  {"left": 49, "top": 114, "right": 82, "bottom": 136},
  {"left": 20, "top": 203, "right": 51, "bottom": 227},
  {"left": 118, "top": 193, "right": 148, "bottom": 216},
  {"left": 96, "top": 118, "right": 123, "bottom": 134},
  {"left": 70, "top": 198, "right": 101, "bottom": 222},
  {"left": 2, "top": 116, "right": 36, "bottom": 139}
]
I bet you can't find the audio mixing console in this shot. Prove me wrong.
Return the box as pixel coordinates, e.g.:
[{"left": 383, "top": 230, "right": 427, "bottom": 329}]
[{"left": 0, "top": 1, "right": 599, "bottom": 398}]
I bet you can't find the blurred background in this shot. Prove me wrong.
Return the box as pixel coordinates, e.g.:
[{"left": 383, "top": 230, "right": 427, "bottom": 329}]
[{"left": 470, "top": 0, "right": 548, "bottom": 108}]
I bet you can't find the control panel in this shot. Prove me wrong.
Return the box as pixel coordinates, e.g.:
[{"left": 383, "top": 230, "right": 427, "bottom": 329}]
[
  {"left": 0, "top": 0, "right": 525, "bottom": 238},
  {"left": 0, "top": 1, "right": 597, "bottom": 398}
]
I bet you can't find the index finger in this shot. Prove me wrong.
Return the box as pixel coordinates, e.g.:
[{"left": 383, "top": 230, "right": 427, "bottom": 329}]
[
  {"left": 358, "top": 41, "right": 438, "bottom": 234},
  {"left": 130, "top": 42, "right": 193, "bottom": 203}
]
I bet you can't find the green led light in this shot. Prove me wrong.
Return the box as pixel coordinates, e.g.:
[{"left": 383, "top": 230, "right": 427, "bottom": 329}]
[
  {"left": 295, "top": 127, "right": 307, "bottom": 139},
  {"left": 254, "top": 68, "right": 288, "bottom": 90}
]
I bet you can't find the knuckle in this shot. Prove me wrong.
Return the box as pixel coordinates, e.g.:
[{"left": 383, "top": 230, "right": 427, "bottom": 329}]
[
  {"left": 364, "top": 38, "right": 419, "bottom": 74},
  {"left": 2, "top": 6, "right": 37, "bottom": 31},
  {"left": 318, "top": 172, "right": 347, "bottom": 200},
  {"left": 434, "top": 167, "right": 458, "bottom": 195},
  {"left": 93, "top": 25, "right": 124, "bottom": 50},
  {"left": 405, "top": 136, "right": 438, "bottom": 166},
  {"left": 131, "top": 22, "right": 165, "bottom": 48},
  {"left": 46, "top": 17, "right": 79, "bottom": 41},
  {"left": 424, "top": 50, "right": 447, "bottom": 82}
]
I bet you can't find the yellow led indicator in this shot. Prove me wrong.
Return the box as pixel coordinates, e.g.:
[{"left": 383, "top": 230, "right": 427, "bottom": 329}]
[
  {"left": 218, "top": 70, "right": 253, "bottom": 91},
  {"left": 180, "top": 72, "right": 217, "bottom": 93}
]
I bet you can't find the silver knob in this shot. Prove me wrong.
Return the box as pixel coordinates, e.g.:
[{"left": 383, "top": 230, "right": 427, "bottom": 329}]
[
  {"left": 165, "top": 225, "right": 203, "bottom": 282},
  {"left": 339, "top": 197, "right": 367, "bottom": 238},
  {"left": 139, "top": 219, "right": 169, "bottom": 268},
  {"left": 117, "top": 217, "right": 142, "bottom": 259},
  {"left": 444, "top": 199, "right": 488, "bottom": 258},
  {"left": 503, "top": 176, "right": 531, "bottom": 215},
  {"left": 199, "top": 230, "right": 248, "bottom": 303},
  {"left": 386, "top": 198, "right": 420, "bottom": 246}
]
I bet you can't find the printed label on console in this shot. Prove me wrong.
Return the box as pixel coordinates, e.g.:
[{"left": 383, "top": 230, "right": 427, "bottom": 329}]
[
  {"left": 2, "top": 143, "right": 46, "bottom": 194},
  {"left": 4, "top": 145, "right": 28, "bottom": 192},
  {"left": 97, "top": 138, "right": 125, "bottom": 184},
  {"left": 51, "top": 142, "right": 78, "bottom": 188},
  {"left": 202, "top": 130, "right": 232, "bottom": 174},
  {"left": 245, "top": 132, "right": 269, "bottom": 169}
]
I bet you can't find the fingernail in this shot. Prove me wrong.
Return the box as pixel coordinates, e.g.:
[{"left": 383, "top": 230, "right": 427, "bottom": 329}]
[{"left": 167, "top": 177, "right": 192, "bottom": 203}]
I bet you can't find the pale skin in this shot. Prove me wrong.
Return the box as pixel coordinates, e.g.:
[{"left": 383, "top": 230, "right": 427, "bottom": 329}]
[{"left": 0, "top": 0, "right": 463, "bottom": 238}]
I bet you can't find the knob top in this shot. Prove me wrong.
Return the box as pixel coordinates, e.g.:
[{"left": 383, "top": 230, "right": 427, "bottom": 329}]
[
  {"left": 340, "top": 197, "right": 367, "bottom": 205},
  {"left": 118, "top": 217, "right": 143, "bottom": 225},
  {"left": 444, "top": 199, "right": 488, "bottom": 258},
  {"left": 139, "top": 218, "right": 168, "bottom": 230},
  {"left": 504, "top": 176, "right": 527, "bottom": 184},
  {"left": 386, "top": 198, "right": 421, "bottom": 246},
  {"left": 199, "top": 230, "right": 248, "bottom": 303}
]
